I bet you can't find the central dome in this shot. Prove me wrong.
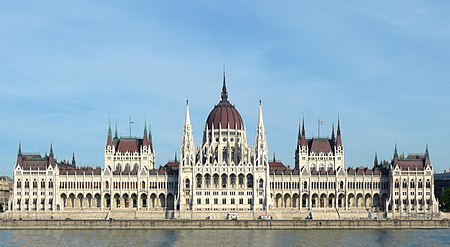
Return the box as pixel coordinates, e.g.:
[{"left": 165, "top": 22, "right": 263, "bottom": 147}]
[{"left": 205, "top": 74, "right": 244, "bottom": 130}]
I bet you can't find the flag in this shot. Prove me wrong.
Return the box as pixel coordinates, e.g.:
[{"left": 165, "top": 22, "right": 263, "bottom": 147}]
[
  {"left": 129, "top": 118, "right": 135, "bottom": 124},
  {"left": 318, "top": 119, "right": 324, "bottom": 125}
]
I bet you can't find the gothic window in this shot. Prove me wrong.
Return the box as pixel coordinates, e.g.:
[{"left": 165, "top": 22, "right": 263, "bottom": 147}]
[
  {"left": 185, "top": 178, "right": 190, "bottom": 189},
  {"left": 340, "top": 181, "right": 344, "bottom": 190},
  {"left": 221, "top": 174, "right": 227, "bottom": 188},
  {"left": 418, "top": 180, "right": 423, "bottom": 188},
  {"left": 304, "top": 181, "right": 308, "bottom": 189},
  {"left": 213, "top": 174, "right": 219, "bottom": 186},
  {"left": 230, "top": 174, "right": 236, "bottom": 186},
  {"left": 41, "top": 179, "right": 45, "bottom": 189},
  {"left": 196, "top": 174, "right": 202, "bottom": 188},
  {"left": 141, "top": 181, "right": 145, "bottom": 189},
  {"left": 238, "top": 174, "right": 244, "bottom": 186},
  {"left": 105, "top": 181, "right": 109, "bottom": 190},
  {"left": 247, "top": 174, "right": 253, "bottom": 188},
  {"left": 17, "top": 179, "right": 21, "bottom": 188},
  {"left": 33, "top": 179, "right": 37, "bottom": 189},
  {"left": 259, "top": 179, "right": 264, "bottom": 189},
  {"left": 205, "top": 174, "right": 211, "bottom": 187},
  {"left": 426, "top": 179, "right": 431, "bottom": 188}
]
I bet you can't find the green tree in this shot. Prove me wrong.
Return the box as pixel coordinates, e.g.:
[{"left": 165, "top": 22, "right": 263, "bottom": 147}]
[{"left": 440, "top": 188, "right": 450, "bottom": 211}]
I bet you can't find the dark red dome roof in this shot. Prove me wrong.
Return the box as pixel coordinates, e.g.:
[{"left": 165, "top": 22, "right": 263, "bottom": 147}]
[{"left": 205, "top": 75, "right": 244, "bottom": 130}]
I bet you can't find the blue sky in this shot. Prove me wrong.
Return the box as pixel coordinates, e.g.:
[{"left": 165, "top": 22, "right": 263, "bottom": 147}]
[{"left": 1, "top": 1, "right": 450, "bottom": 175}]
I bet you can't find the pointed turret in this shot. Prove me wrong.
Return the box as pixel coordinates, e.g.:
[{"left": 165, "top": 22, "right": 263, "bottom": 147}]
[
  {"left": 18, "top": 143, "right": 22, "bottom": 156},
  {"left": 221, "top": 68, "right": 228, "bottom": 102},
  {"left": 273, "top": 152, "right": 276, "bottom": 163},
  {"left": 300, "top": 118, "right": 307, "bottom": 147},
  {"left": 374, "top": 152, "right": 378, "bottom": 166},
  {"left": 336, "top": 117, "right": 343, "bottom": 147},
  {"left": 181, "top": 100, "right": 195, "bottom": 166},
  {"left": 107, "top": 120, "right": 113, "bottom": 146},
  {"left": 253, "top": 100, "right": 268, "bottom": 167},
  {"left": 174, "top": 151, "right": 178, "bottom": 162},
  {"left": 49, "top": 143, "right": 54, "bottom": 157},
  {"left": 331, "top": 123, "right": 335, "bottom": 141},
  {"left": 425, "top": 144, "right": 431, "bottom": 165},
  {"left": 143, "top": 119, "right": 150, "bottom": 147},
  {"left": 72, "top": 151, "right": 76, "bottom": 167},
  {"left": 393, "top": 143, "right": 399, "bottom": 165},
  {"left": 114, "top": 121, "right": 118, "bottom": 140}
]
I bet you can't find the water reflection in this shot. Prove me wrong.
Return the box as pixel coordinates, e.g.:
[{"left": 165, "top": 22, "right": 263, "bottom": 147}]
[{"left": 2, "top": 229, "right": 449, "bottom": 247}]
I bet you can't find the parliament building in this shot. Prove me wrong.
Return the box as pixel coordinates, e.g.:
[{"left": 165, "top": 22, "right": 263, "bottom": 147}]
[{"left": 8, "top": 74, "right": 440, "bottom": 220}]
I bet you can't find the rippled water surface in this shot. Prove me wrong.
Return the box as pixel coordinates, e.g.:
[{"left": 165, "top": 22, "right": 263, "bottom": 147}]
[{"left": 0, "top": 229, "right": 448, "bottom": 247}]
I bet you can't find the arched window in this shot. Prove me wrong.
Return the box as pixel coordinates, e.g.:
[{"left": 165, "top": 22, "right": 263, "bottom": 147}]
[
  {"left": 141, "top": 181, "right": 145, "bottom": 189},
  {"left": 340, "top": 181, "right": 344, "bottom": 190},
  {"left": 418, "top": 180, "right": 423, "bottom": 188},
  {"left": 238, "top": 174, "right": 244, "bottom": 186},
  {"left": 196, "top": 174, "right": 202, "bottom": 188},
  {"left": 247, "top": 174, "right": 253, "bottom": 188},
  {"left": 49, "top": 179, "right": 53, "bottom": 188},
  {"left": 259, "top": 179, "right": 264, "bottom": 189},
  {"left": 426, "top": 179, "right": 431, "bottom": 188},
  {"left": 33, "top": 179, "right": 37, "bottom": 189},
  {"left": 185, "top": 178, "right": 190, "bottom": 189},
  {"left": 105, "top": 181, "right": 109, "bottom": 190},
  {"left": 41, "top": 179, "right": 45, "bottom": 189},
  {"left": 17, "top": 179, "right": 21, "bottom": 188},
  {"left": 303, "top": 181, "right": 308, "bottom": 189},
  {"left": 221, "top": 174, "right": 227, "bottom": 188}
]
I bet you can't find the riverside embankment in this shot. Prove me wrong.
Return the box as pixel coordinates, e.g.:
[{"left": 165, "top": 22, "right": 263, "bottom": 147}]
[{"left": 0, "top": 219, "right": 449, "bottom": 230}]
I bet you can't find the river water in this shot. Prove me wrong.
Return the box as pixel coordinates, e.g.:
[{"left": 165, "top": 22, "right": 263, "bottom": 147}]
[{"left": 0, "top": 229, "right": 448, "bottom": 246}]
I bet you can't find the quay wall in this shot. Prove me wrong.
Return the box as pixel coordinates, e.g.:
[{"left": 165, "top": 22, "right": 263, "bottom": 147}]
[{"left": 0, "top": 219, "right": 448, "bottom": 230}]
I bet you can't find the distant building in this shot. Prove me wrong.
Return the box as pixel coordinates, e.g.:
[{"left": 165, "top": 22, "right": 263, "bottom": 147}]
[
  {"left": 435, "top": 170, "right": 450, "bottom": 202},
  {"left": 0, "top": 176, "right": 13, "bottom": 212},
  {"left": 8, "top": 73, "right": 441, "bottom": 220}
]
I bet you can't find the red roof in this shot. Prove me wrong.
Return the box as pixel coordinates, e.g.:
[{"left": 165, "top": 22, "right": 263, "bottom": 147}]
[
  {"left": 308, "top": 138, "right": 333, "bottom": 153},
  {"left": 206, "top": 100, "right": 244, "bottom": 130}
]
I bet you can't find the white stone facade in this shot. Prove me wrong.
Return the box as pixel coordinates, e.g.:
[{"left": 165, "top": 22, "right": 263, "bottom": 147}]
[{"left": 9, "top": 76, "right": 440, "bottom": 220}]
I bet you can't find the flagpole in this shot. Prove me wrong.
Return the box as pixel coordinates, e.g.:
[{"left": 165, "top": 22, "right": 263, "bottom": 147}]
[{"left": 129, "top": 118, "right": 131, "bottom": 138}]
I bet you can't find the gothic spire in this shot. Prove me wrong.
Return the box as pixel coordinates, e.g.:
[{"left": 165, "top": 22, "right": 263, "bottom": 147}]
[
  {"left": 49, "top": 143, "right": 54, "bottom": 157},
  {"left": 336, "top": 117, "right": 342, "bottom": 147},
  {"left": 254, "top": 100, "right": 268, "bottom": 166},
  {"left": 374, "top": 152, "right": 378, "bottom": 166},
  {"left": 425, "top": 144, "right": 430, "bottom": 165},
  {"left": 72, "top": 151, "right": 76, "bottom": 167},
  {"left": 143, "top": 118, "right": 150, "bottom": 147},
  {"left": 114, "top": 121, "right": 118, "bottom": 140},
  {"left": 221, "top": 66, "right": 228, "bottom": 102},
  {"left": 331, "top": 122, "right": 335, "bottom": 141},
  {"left": 18, "top": 142, "right": 22, "bottom": 156},
  {"left": 107, "top": 120, "right": 113, "bottom": 146},
  {"left": 181, "top": 100, "right": 195, "bottom": 166}
]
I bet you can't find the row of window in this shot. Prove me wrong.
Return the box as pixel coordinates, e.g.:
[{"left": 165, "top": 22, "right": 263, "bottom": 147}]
[
  {"left": 194, "top": 198, "right": 262, "bottom": 205},
  {"left": 271, "top": 181, "right": 389, "bottom": 190},
  {"left": 16, "top": 179, "right": 53, "bottom": 189},
  {"left": 394, "top": 179, "right": 431, "bottom": 189}
]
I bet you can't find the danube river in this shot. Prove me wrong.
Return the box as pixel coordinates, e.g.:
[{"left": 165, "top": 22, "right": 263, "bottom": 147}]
[{"left": 1, "top": 229, "right": 448, "bottom": 246}]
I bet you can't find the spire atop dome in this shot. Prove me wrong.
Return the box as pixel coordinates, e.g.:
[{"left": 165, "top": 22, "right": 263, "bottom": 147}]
[{"left": 221, "top": 65, "right": 228, "bottom": 102}]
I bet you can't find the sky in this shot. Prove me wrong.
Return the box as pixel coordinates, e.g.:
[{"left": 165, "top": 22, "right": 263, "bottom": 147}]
[{"left": 1, "top": 1, "right": 450, "bottom": 175}]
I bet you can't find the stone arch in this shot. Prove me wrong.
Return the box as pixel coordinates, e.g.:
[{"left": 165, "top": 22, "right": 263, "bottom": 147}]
[
  {"left": 159, "top": 193, "right": 166, "bottom": 208},
  {"left": 329, "top": 193, "right": 335, "bottom": 208},
  {"left": 373, "top": 193, "right": 380, "bottom": 208},
  {"left": 61, "top": 193, "right": 67, "bottom": 208},
  {"left": 94, "top": 193, "right": 101, "bottom": 207},
  {"left": 86, "top": 193, "right": 93, "bottom": 208},
  {"left": 302, "top": 193, "right": 309, "bottom": 208},
  {"left": 338, "top": 193, "right": 345, "bottom": 208},
  {"left": 320, "top": 193, "right": 327, "bottom": 208},
  {"left": 131, "top": 193, "right": 138, "bottom": 208},
  {"left": 311, "top": 193, "right": 319, "bottom": 208},
  {"left": 348, "top": 193, "right": 355, "bottom": 207},
  {"left": 185, "top": 178, "right": 190, "bottom": 189},
  {"left": 292, "top": 193, "right": 300, "bottom": 209},
  {"left": 284, "top": 193, "right": 291, "bottom": 208},
  {"left": 77, "top": 193, "right": 84, "bottom": 208},
  {"left": 356, "top": 193, "right": 364, "bottom": 207},
  {"left": 150, "top": 193, "right": 157, "bottom": 208},
  {"left": 69, "top": 193, "right": 75, "bottom": 208},
  {"left": 259, "top": 178, "right": 264, "bottom": 189},
  {"left": 141, "top": 193, "right": 148, "bottom": 208},
  {"left": 123, "top": 193, "right": 130, "bottom": 208},
  {"left": 364, "top": 193, "right": 372, "bottom": 208},
  {"left": 114, "top": 193, "right": 121, "bottom": 208},
  {"left": 275, "top": 193, "right": 283, "bottom": 208},
  {"left": 104, "top": 193, "right": 111, "bottom": 208}
]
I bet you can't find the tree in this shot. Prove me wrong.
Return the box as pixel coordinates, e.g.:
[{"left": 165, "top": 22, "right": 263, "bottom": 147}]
[{"left": 440, "top": 188, "right": 450, "bottom": 211}]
